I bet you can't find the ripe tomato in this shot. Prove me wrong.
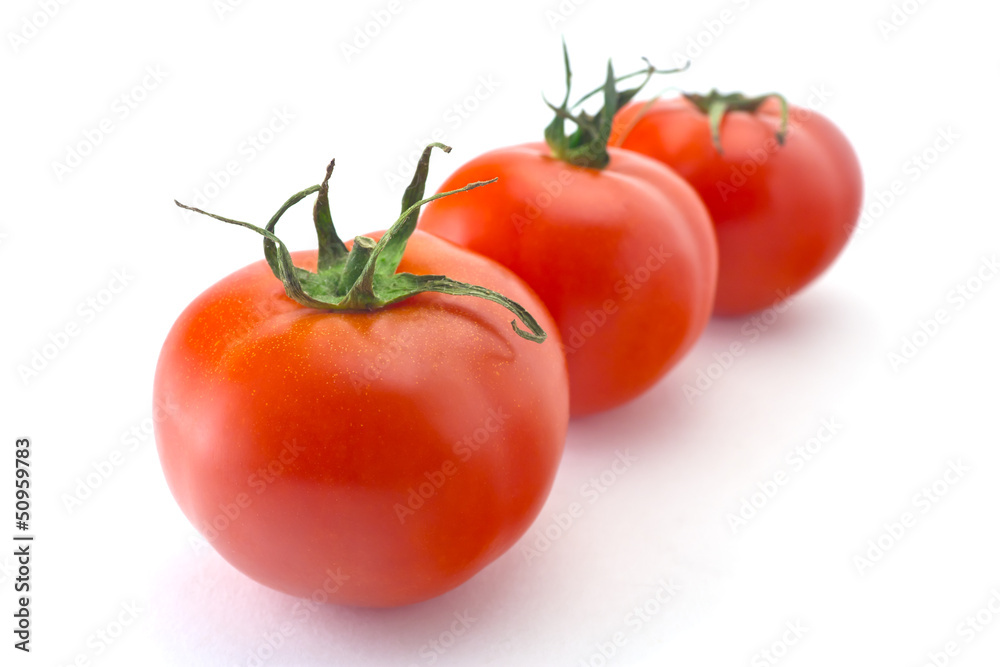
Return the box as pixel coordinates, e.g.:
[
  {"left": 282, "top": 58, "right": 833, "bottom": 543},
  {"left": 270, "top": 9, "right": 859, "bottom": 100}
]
[
  {"left": 419, "top": 144, "right": 716, "bottom": 416},
  {"left": 613, "top": 92, "right": 863, "bottom": 315},
  {"left": 156, "top": 147, "right": 569, "bottom": 607}
]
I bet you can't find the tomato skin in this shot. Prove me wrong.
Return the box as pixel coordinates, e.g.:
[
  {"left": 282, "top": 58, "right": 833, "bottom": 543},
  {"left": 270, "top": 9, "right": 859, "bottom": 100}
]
[
  {"left": 154, "top": 231, "right": 568, "bottom": 607},
  {"left": 418, "top": 143, "right": 717, "bottom": 416},
  {"left": 613, "top": 98, "right": 863, "bottom": 315}
]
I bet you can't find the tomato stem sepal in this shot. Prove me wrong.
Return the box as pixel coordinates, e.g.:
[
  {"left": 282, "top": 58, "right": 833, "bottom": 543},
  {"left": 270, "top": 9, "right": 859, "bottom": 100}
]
[
  {"left": 683, "top": 89, "right": 790, "bottom": 154},
  {"left": 174, "top": 143, "right": 547, "bottom": 343},
  {"left": 543, "top": 40, "right": 688, "bottom": 170}
]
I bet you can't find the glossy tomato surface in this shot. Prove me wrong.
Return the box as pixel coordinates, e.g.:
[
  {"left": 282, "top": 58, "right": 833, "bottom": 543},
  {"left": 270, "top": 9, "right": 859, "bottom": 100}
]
[
  {"left": 614, "top": 98, "right": 863, "bottom": 315},
  {"left": 419, "top": 143, "right": 717, "bottom": 416},
  {"left": 154, "top": 231, "right": 569, "bottom": 607}
]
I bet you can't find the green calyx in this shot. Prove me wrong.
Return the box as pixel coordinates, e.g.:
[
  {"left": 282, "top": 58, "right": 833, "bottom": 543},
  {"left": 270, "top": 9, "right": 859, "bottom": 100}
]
[
  {"left": 175, "top": 143, "right": 546, "bottom": 343},
  {"left": 683, "top": 89, "right": 790, "bottom": 154},
  {"left": 544, "top": 41, "right": 688, "bottom": 170}
]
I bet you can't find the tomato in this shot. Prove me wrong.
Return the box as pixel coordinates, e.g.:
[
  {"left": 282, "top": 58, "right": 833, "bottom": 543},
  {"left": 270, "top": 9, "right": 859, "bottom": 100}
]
[
  {"left": 613, "top": 92, "right": 863, "bottom": 315},
  {"left": 156, "top": 146, "right": 569, "bottom": 607},
  {"left": 420, "top": 144, "right": 716, "bottom": 416},
  {"left": 419, "top": 54, "right": 717, "bottom": 416}
]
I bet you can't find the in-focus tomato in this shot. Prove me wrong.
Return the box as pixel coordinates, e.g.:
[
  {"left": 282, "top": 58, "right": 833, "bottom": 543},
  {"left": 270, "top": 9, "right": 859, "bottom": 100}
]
[
  {"left": 613, "top": 91, "right": 863, "bottom": 315},
  {"left": 419, "top": 54, "right": 717, "bottom": 416},
  {"left": 156, "top": 146, "right": 569, "bottom": 607}
]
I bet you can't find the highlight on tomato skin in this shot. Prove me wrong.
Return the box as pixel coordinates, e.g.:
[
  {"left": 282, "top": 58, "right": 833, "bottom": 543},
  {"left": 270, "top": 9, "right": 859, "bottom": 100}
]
[
  {"left": 612, "top": 93, "right": 864, "bottom": 316},
  {"left": 156, "top": 146, "right": 570, "bottom": 607}
]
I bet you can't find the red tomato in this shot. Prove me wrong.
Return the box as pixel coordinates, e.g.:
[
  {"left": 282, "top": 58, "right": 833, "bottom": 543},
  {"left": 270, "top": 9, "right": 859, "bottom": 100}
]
[
  {"left": 613, "top": 95, "right": 863, "bottom": 315},
  {"left": 418, "top": 143, "right": 717, "bottom": 416},
  {"left": 154, "top": 230, "right": 568, "bottom": 607}
]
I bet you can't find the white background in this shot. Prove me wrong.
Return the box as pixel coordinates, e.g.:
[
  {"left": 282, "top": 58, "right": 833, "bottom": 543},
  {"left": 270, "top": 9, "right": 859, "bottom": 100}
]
[{"left": 3, "top": 0, "right": 999, "bottom": 665}]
